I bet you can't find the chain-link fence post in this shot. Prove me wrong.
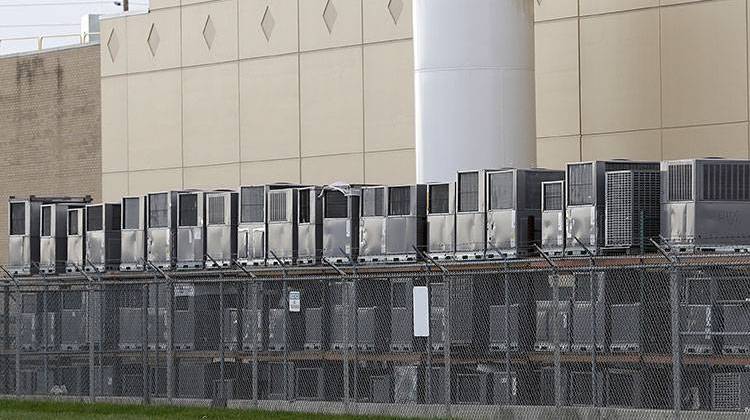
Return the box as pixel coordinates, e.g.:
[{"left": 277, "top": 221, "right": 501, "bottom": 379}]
[
  {"left": 503, "top": 261, "right": 512, "bottom": 406},
  {"left": 87, "top": 280, "right": 95, "bottom": 402},
  {"left": 218, "top": 276, "right": 226, "bottom": 406},
  {"left": 142, "top": 282, "right": 150, "bottom": 405},
  {"left": 2, "top": 284, "right": 8, "bottom": 395},
  {"left": 14, "top": 282, "right": 21, "bottom": 397},
  {"left": 233, "top": 260, "right": 258, "bottom": 407},
  {"left": 670, "top": 265, "right": 682, "bottom": 418},
  {"left": 42, "top": 277, "right": 49, "bottom": 396},
  {"left": 269, "top": 251, "right": 290, "bottom": 402},
  {"left": 166, "top": 276, "right": 174, "bottom": 403},
  {"left": 535, "top": 244, "right": 562, "bottom": 408},
  {"left": 444, "top": 271, "right": 451, "bottom": 417}
]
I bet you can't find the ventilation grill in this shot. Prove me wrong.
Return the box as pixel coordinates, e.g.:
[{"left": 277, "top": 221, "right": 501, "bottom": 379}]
[
  {"left": 668, "top": 164, "right": 693, "bottom": 202},
  {"left": 208, "top": 196, "right": 225, "bottom": 225},
  {"left": 10, "top": 202, "right": 26, "bottom": 235},
  {"left": 606, "top": 171, "right": 660, "bottom": 248},
  {"left": 428, "top": 184, "right": 450, "bottom": 214},
  {"left": 178, "top": 194, "right": 198, "bottom": 227},
  {"left": 362, "top": 188, "right": 385, "bottom": 217},
  {"left": 298, "top": 190, "right": 311, "bottom": 223},
  {"left": 41, "top": 206, "right": 52, "bottom": 237},
  {"left": 701, "top": 162, "right": 750, "bottom": 201},
  {"left": 148, "top": 193, "right": 169, "bottom": 228},
  {"left": 87, "top": 205, "right": 103, "bottom": 232},
  {"left": 388, "top": 186, "right": 411, "bottom": 216},
  {"left": 543, "top": 182, "right": 563, "bottom": 211},
  {"left": 458, "top": 172, "right": 479, "bottom": 212},
  {"left": 489, "top": 171, "right": 514, "bottom": 210},
  {"left": 68, "top": 210, "right": 79, "bottom": 236},
  {"left": 712, "top": 373, "right": 742, "bottom": 411},
  {"left": 241, "top": 187, "right": 265, "bottom": 223},
  {"left": 268, "top": 192, "right": 287, "bottom": 222},
  {"left": 524, "top": 172, "right": 544, "bottom": 210},
  {"left": 568, "top": 163, "right": 593, "bottom": 206}
]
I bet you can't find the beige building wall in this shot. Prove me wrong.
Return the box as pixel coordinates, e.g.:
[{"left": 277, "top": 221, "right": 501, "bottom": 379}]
[
  {"left": 100, "top": 0, "right": 414, "bottom": 201},
  {"left": 536, "top": 0, "right": 750, "bottom": 169}
]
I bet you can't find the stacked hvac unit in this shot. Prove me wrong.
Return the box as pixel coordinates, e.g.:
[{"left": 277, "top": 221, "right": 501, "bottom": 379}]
[
  {"left": 66, "top": 207, "right": 85, "bottom": 273},
  {"left": 117, "top": 285, "right": 168, "bottom": 350},
  {"left": 712, "top": 372, "right": 750, "bottom": 412},
  {"left": 242, "top": 282, "right": 267, "bottom": 352},
  {"left": 329, "top": 280, "right": 389, "bottom": 352},
  {"left": 176, "top": 191, "right": 205, "bottom": 269},
  {"left": 85, "top": 203, "right": 122, "bottom": 272},
  {"left": 120, "top": 195, "right": 146, "bottom": 271},
  {"left": 427, "top": 182, "right": 455, "bottom": 259},
  {"left": 662, "top": 158, "right": 750, "bottom": 252},
  {"left": 146, "top": 191, "right": 179, "bottom": 270},
  {"left": 359, "top": 186, "right": 387, "bottom": 263},
  {"left": 390, "top": 278, "right": 414, "bottom": 352},
  {"left": 238, "top": 185, "right": 267, "bottom": 266},
  {"left": 40, "top": 203, "right": 84, "bottom": 274},
  {"left": 455, "top": 170, "right": 489, "bottom": 259},
  {"left": 565, "top": 161, "right": 660, "bottom": 255},
  {"left": 303, "top": 281, "right": 328, "bottom": 351},
  {"left": 18, "top": 292, "right": 58, "bottom": 351},
  {"left": 541, "top": 181, "right": 566, "bottom": 256},
  {"left": 485, "top": 168, "right": 564, "bottom": 258},
  {"left": 297, "top": 186, "right": 323, "bottom": 265},
  {"left": 266, "top": 187, "right": 298, "bottom": 265},
  {"left": 605, "top": 170, "right": 661, "bottom": 252},
  {"left": 322, "top": 186, "right": 363, "bottom": 264},
  {"left": 430, "top": 276, "right": 489, "bottom": 352},
  {"left": 204, "top": 190, "right": 238, "bottom": 268}
]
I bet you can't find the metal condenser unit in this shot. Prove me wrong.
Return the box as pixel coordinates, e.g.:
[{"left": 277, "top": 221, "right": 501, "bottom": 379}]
[
  {"left": 541, "top": 181, "right": 566, "bottom": 256},
  {"left": 40, "top": 203, "right": 83, "bottom": 274},
  {"left": 146, "top": 191, "right": 179, "bottom": 269},
  {"left": 297, "top": 187, "right": 323, "bottom": 265},
  {"left": 322, "top": 186, "right": 362, "bottom": 264},
  {"left": 267, "top": 187, "right": 298, "bottom": 265},
  {"left": 8, "top": 198, "right": 41, "bottom": 275},
  {"left": 662, "top": 158, "right": 750, "bottom": 252},
  {"left": 85, "top": 203, "right": 122, "bottom": 272},
  {"left": 384, "top": 185, "right": 427, "bottom": 262},
  {"left": 427, "top": 182, "right": 455, "bottom": 259},
  {"left": 176, "top": 191, "right": 205, "bottom": 269},
  {"left": 358, "top": 186, "right": 386, "bottom": 263},
  {"left": 486, "top": 168, "right": 564, "bottom": 259},
  {"left": 66, "top": 208, "right": 85, "bottom": 273},
  {"left": 605, "top": 170, "right": 661, "bottom": 252},
  {"left": 566, "top": 160, "right": 659, "bottom": 255},
  {"left": 238, "top": 185, "right": 267, "bottom": 266},
  {"left": 120, "top": 195, "right": 146, "bottom": 271},
  {"left": 204, "top": 190, "right": 238, "bottom": 268},
  {"left": 456, "top": 169, "right": 492, "bottom": 259}
]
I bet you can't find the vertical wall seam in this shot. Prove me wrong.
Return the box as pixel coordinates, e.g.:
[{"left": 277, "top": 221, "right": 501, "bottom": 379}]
[
  {"left": 297, "top": 0, "right": 303, "bottom": 183},
  {"left": 659, "top": 2, "right": 664, "bottom": 160},
  {"left": 179, "top": 3, "right": 185, "bottom": 189},
  {"left": 577, "top": 0, "right": 583, "bottom": 161},
  {"left": 237, "top": 0, "right": 242, "bottom": 186},
  {"left": 361, "top": 0, "right": 366, "bottom": 183},
  {"left": 746, "top": 0, "right": 749, "bottom": 158}
]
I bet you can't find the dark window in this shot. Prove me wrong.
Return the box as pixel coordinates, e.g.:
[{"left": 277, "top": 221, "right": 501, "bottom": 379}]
[
  {"left": 362, "top": 188, "right": 384, "bottom": 217},
  {"left": 175, "top": 296, "right": 190, "bottom": 311},
  {"left": 41, "top": 206, "right": 52, "bottom": 237},
  {"left": 63, "top": 291, "right": 82, "bottom": 310},
  {"left": 148, "top": 193, "right": 169, "bottom": 228},
  {"left": 68, "top": 210, "right": 79, "bottom": 235},
  {"left": 87, "top": 206, "right": 103, "bottom": 232},
  {"left": 10, "top": 203, "right": 25, "bottom": 235},
  {"left": 489, "top": 171, "right": 514, "bottom": 210},
  {"left": 123, "top": 198, "right": 141, "bottom": 230},
  {"left": 668, "top": 164, "right": 693, "bottom": 202},
  {"left": 388, "top": 186, "right": 411, "bottom": 216},
  {"left": 391, "top": 282, "right": 409, "bottom": 308},
  {"left": 208, "top": 196, "right": 225, "bottom": 225},
  {"left": 428, "top": 184, "right": 450, "bottom": 214},
  {"left": 178, "top": 194, "right": 198, "bottom": 227},
  {"left": 240, "top": 186, "right": 265, "bottom": 223},
  {"left": 568, "top": 163, "right": 594, "bottom": 206},
  {"left": 458, "top": 172, "right": 479, "bottom": 212},
  {"left": 298, "top": 190, "right": 311, "bottom": 223},
  {"left": 268, "top": 192, "right": 287, "bottom": 222},
  {"left": 324, "top": 190, "right": 348, "bottom": 219},
  {"left": 543, "top": 183, "right": 563, "bottom": 211}
]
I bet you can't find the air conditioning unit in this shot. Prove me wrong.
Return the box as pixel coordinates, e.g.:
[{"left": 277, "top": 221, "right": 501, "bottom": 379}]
[
  {"left": 8, "top": 198, "right": 41, "bottom": 275},
  {"left": 610, "top": 303, "right": 641, "bottom": 353},
  {"left": 294, "top": 366, "right": 326, "bottom": 401},
  {"left": 427, "top": 182, "right": 456, "bottom": 259},
  {"left": 19, "top": 293, "right": 38, "bottom": 351},
  {"left": 357, "top": 305, "right": 390, "bottom": 352},
  {"left": 539, "top": 366, "right": 569, "bottom": 406},
  {"left": 266, "top": 287, "right": 303, "bottom": 352},
  {"left": 430, "top": 277, "right": 488, "bottom": 351},
  {"left": 359, "top": 186, "right": 387, "bottom": 263},
  {"left": 369, "top": 374, "right": 392, "bottom": 403},
  {"left": 722, "top": 304, "right": 750, "bottom": 354},
  {"left": 60, "top": 290, "right": 87, "bottom": 351},
  {"left": 330, "top": 282, "right": 356, "bottom": 351},
  {"left": 456, "top": 372, "right": 489, "bottom": 405},
  {"left": 605, "top": 170, "right": 661, "bottom": 251},
  {"left": 66, "top": 207, "right": 85, "bottom": 273},
  {"left": 384, "top": 185, "right": 428, "bottom": 262},
  {"left": 223, "top": 308, "right": 240, "bottom": 351},
  {"left": 662, "top": 158, "right": 750, "bottom": 252},
  {"left": 570, "top": 370, "right": 604, "bottom": 406},
  {"left": 204, "top": 190, "right": 238, "bottom": 268},
  {"left": 297, "top": 187, "right": 323, "bottom": 265},
  {"left": 565, "top": 160, "right": 660, "bottom": 255},
  {"left": 322, "top": 186, "right": 363, "bottom": 264},
  {"left": 120, "top": 195, "right": 146, "bottom": 271},
  {"left": 242, "top": 283, "right": 267, "bottom": 352},
  {"left": 712, "top": 372, "right": 750, "bottom": 411},
  {"left": 571, "top": 301, "right": 607, "bottom": 353},
  {"left": 391, "top": 278, "right": 414, "bottom": 352},
  {"left": 237, "top": 185, "right": 267, "bottom": 266},
  {"left": 606, "top": 369, "right": 642, "bottom": 408},
  {"left": 40, "top": 203, "right": 84, "bottom": 274},
  {"left": 541, "top": 181, "right": 566, "bottom": 256},
  {"left": 176, "top": 191, "right": 205, "bottom": 270},
  {"left": 681, "top": 304, "right": 716, "bottom": 354},
  {"left": 304, "top": 306, "right": 325, "bottom": 351},
  {"left": 489, "top": 304, "right": 520, "bottom": 352},
  {"left": 534, "top": 300, "right": 571, "bottom": 352},
  {"left": 85, "top": 203, "right": 122, "bottom": 272},
  {"left": 456, "top": 169, "right": 493, "bottom": 260},
  {"left": 393, "top": 365, "right": 420, "bottom": 403},
  {"left": 146, "top": 191, "right": 180, "bottom": 269},
  {"left": 267, "top": 187, "right": 298, "bottom": 265},
  {"left": 492, "top": 371, "right": 518, "bottom": 405},
  {"left": 486, "top": 168, "right": 564, "bottom": 259}
]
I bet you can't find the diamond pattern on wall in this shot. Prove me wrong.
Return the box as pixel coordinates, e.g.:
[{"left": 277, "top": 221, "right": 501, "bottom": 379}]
[
  {"left": 261, "top": 6, "right": 275, "bottom": 41},
  {"left": 387, "top": 0, "right": 403, "bottom": 25},
  {"left": 147, "top": 23, "right": 160, "bottom": 56},
  {"left": 202, "top": 15, "right": 216, "bottom": 49},
  {"left": 107, "top": 28, "right": 119, "bottom": 62},
  {"left": 323, "top": 0, "right": 337, "bottom": 34}
]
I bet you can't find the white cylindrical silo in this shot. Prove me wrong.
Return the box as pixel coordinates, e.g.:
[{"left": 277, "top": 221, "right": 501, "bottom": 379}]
[{"left": 414, "top": 0, "right": 536, "bottom": 183}]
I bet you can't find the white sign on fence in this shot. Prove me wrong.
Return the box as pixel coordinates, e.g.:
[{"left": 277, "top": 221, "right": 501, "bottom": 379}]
[
  {"left": 289, "top": 290, "right": 301, "bottom": 312},
  {"left": 413, "top": 286, "right": 429, "bottom": 337}
]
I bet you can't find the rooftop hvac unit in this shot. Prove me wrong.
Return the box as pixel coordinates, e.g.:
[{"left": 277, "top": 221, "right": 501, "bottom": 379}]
[
  {"left": 66, "top": 208, "right": 85, "bottom": 273},
  {"left": 489, "top": 304, "right": 520, "bottom": 353},
  {"left": 722, "top": 304, "right": 750, "bottom": 354},
  {"left": 267, "top": 187, "right": 298, "bottom": 265},
  {"left": 85, "top": 203, "right": 122, "bottom": 272},
  {"left": 358, "top": 186, "right": 387, "bottom": 263},
  {"left": 120, "top": 196, "right": 146, "bottom": 271},
  {"left": 238, "top": 185, "right": 269, "bottom": 266},
  {"left": 569, "top": 370, "right": 604, "bottom": 406},
  {"left": 267, "top": 287, "right": 303, "bottom": 352},
  {"left": 330, "top": 281, "right": 356, "bottom": 351},
  {"left": 391, "top": 278, "right": 414, "bottom": 352},
  {"left": 606, "top": 369, "right": 642, "bottom": 408},
  {"left": 369, "top": 374, "right": 392, "bottom": 403},
  {"left": 294, "top": 366, "right": 326, "bottom": 401},
  {"left": 174, "top": 285, "right": 224, "bottom": 351},
  {"left": 539, "top": 366, "right": 569, "bottom": 406},
  {"left": 456, "top": 372, "right": 490, "bottom": 405},
  {"left": 541, "top": 181, "right": 566, "bottom": 256},
  {"left": 605, "top": 170, "right": 661, "bottom": 251},
  {"left": 486, "top": 168, "right": 564, "bottom": 259},
  {"left": 40, "top": 203, "right": 82, "bottom": 274},
  {"left": 430, "top": 277, "right": 489, "bottom": 351},
  {"left": 571, "top": 301, "right": 608, "bottom": 353},
  {"left": 265, "top": 362, "right": 293, "bottom": 400},
  {"left": 242, "top": 282, "right": 268, "bottom": 352},
  {"left": 297, "top": 187, "right": 323, "bottom": 265},
  {"left": 427, "top": 182, "right": 455, "bottom": 259},
  {"left": 204, "top": 191, "right": 238, "bottom": 268},
  {"left": 566, "top": 160, "right": 659, "bottom": 255},
  {"left": 60, "top": 290, "right": 88, "bottom": 351},
  {"left": 176, "top": 191, "right": 205, "bottom": 270},
  {"left": 662, "top": 158, "right": 750, "bottom": 252},
  {"left": 534, "top": 300, "right": 571, "bottom": 352},
  {"left": 393, "top": 365, "right": 420, "bottom": 404},
  {"left": 322, "top": 186, "right": 362, "bottom": 263},
  {"left": 146, "top": 191, "right": 179, "bottom": 269},
  {"left": 456, "top": 169, "right": 492, "bottom": 259},
  {"left": 711, "top": 372, "right": 750, "bottom": 412},
  {"left": 384, "top": 185, "right": 428, "bottom": 262},
  {"left": 610, "top": 303, "right": 641, "bottom": 353},
  {"left": 8, "top": 199, "right": 41, "bottom": 275},
  {"left": 681, "top": 304, "right": 717, "bottom": 355}
]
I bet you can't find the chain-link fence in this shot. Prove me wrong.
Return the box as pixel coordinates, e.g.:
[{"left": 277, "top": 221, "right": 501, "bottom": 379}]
[{"left": 2, "top": 255, "right": 750, "bottom": 418}]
